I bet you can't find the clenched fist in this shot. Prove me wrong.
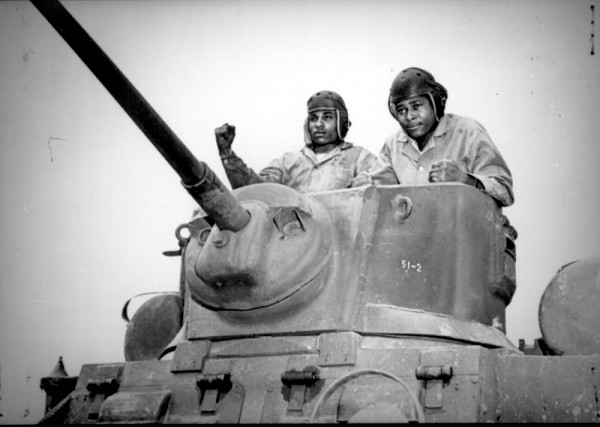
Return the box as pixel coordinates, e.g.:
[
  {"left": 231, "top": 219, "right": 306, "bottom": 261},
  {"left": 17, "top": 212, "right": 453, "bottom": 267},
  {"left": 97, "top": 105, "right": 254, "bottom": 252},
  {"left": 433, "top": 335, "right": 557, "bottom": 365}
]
[
  {"left": 429, "top": 159, "right": 478, "bottom": 188},
  {"left": 215, "top": 123, "right": 236, "bottom": 156}
]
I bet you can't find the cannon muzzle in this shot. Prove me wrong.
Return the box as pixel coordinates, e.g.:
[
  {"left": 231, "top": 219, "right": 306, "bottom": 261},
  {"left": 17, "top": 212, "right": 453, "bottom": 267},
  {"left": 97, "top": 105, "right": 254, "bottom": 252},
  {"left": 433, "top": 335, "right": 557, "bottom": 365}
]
[{"left": 30, "top": 0, "right": 249, "bottom": 232}]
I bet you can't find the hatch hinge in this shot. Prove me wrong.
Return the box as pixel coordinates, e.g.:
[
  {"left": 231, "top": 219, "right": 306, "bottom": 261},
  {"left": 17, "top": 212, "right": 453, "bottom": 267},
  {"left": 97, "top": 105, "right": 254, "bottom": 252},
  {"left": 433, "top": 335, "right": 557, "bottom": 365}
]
[
  {"left": 197, "top": 372, "right": 232, "bottom": 414},
  {"left": 281, "top": 368, "right": 321, "bottom": 413},
  {"left": 415, "top": 365, "right": 453, "bottom": 409},
  {"left": 86, "top": 377, "right": 120, "bottom": 421}
]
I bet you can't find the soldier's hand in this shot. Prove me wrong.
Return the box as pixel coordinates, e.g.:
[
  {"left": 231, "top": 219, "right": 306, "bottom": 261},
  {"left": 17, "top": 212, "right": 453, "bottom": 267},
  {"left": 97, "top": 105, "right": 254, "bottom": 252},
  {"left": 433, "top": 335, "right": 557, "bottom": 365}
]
[
  {"left": 215, "top": 123, "right": 236, "bottom": 156},
  {"left": 429, "top": 159, "right": 468, "bottom": 183}
]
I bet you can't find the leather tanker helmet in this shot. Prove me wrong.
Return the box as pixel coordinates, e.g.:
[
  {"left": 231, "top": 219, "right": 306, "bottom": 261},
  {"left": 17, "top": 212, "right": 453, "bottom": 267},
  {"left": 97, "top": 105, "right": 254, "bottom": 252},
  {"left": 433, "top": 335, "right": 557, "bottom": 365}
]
[
  {"left": 305, "top": 90, "right": 351, "bottom": 142},
  {"left": 388, "top": 67, "right": 448, "bottom": 121}
]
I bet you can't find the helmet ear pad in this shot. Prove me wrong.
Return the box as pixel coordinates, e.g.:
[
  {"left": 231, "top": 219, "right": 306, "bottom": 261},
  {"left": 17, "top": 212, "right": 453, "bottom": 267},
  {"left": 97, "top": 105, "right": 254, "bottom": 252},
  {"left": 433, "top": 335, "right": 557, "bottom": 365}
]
[
  {"left": 430, "top": 87, "right": 447, "bottom": 120},
  {"left": 338, "top": 110, "right": 351, "bottom": 139}
]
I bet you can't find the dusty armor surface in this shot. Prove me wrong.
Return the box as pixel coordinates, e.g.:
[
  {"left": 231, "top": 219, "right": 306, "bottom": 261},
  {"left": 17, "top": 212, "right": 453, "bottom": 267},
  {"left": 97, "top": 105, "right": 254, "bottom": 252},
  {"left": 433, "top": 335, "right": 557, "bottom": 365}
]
[{"left": 40, "top": 181, "right": 600, "bottom": 424}]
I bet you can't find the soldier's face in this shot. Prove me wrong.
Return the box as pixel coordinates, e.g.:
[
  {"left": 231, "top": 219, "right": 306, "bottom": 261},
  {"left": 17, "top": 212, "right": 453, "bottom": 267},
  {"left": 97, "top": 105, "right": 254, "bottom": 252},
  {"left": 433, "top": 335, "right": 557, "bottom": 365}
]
[
  {"left": 395, "top": 95, "right": 437, "bottom": 142},
  {"left": 308, "top": 110, "right": 338, "bottom": 145}
]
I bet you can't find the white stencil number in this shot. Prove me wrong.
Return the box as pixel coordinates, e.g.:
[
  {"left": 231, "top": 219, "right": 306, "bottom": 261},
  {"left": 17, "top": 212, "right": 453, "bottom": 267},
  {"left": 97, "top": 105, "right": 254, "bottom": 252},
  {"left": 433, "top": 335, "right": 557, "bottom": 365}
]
[{"left": 401, "top": 259, "right": 422, "bottom": 273}]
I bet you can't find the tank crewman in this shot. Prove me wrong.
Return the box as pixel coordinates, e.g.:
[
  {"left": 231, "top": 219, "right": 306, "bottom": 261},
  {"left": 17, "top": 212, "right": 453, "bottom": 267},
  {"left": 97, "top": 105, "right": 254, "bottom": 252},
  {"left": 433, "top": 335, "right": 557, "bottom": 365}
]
[
  {"left": 365, "top": 67, "right": 514, "bottom": 207},
  {"left": 215, "top": 90, "right": 378, "bottom": 193}
]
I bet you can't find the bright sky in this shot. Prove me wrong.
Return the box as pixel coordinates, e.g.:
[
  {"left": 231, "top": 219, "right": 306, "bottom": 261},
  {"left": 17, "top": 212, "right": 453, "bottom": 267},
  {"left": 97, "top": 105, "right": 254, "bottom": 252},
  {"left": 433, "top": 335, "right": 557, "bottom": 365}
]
[{"left": 1, "top": 0, "right": 599, "bottom": 423}]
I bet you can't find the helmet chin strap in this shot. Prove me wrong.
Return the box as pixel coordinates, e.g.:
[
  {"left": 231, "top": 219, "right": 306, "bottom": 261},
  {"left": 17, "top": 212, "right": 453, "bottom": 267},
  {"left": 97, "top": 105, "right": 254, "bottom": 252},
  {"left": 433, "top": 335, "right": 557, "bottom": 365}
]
[
  {"left": 336, "top": 110, "right": 343, "bottom": 140},
  {"left": 427, "top": 93, "right": 440, "bottom": 122}
]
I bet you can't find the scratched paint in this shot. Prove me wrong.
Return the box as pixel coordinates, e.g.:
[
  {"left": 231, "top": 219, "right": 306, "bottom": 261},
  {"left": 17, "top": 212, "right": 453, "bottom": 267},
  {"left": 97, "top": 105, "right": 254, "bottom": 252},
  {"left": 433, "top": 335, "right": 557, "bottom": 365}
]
[
  {"left": 0, "top": 363, "right": 3, "bottom": 420},
  {"left": 46, "top": 137, "right": 67, "bottom": 163},
  {"left": 592, "top": 5, "right": 596, "bottom": 55}
]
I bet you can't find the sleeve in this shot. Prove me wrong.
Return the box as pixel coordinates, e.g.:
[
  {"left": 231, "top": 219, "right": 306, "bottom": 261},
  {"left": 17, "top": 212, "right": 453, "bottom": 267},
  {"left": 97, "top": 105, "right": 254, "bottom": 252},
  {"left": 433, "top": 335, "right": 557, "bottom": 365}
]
[
  {"left": 220, "top": 151, "right": 264, "bottom": 189},
  {"left": 257, "top": 155, "right": 287, "bottom": 184},
  {"left": 467, "top": 130, "right": 515, "bottom": 207},
  {"left": 350, "top": 148, "right": 379, "bottom": 187},
  {"left": 365, "top": 140, "right": 400, "bottom": 185}
]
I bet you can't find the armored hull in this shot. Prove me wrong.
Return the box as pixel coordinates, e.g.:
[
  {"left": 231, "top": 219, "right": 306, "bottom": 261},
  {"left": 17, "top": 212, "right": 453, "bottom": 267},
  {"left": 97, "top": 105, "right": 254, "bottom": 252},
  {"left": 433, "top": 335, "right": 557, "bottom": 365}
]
[{"left": 40, "top": 184, "right": 600, "bottom": 423}]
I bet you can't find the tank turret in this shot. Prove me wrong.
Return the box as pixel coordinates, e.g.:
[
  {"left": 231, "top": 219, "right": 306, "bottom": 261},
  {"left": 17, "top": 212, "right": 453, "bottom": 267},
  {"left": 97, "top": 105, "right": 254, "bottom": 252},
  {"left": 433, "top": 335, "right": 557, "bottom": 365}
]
[{"left": 32, "top": 0, "right": 600, "bottom": 423}]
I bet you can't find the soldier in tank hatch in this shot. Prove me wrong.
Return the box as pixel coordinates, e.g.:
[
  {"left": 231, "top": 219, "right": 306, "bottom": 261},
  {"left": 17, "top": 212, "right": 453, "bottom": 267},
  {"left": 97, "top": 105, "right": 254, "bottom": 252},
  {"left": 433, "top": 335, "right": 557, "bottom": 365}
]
[
  {"left": 214, "top": 90, "right": 378, "bottom": 193},
  {"left": 365, "top": 67, "right": 514, "bottom": 208}
]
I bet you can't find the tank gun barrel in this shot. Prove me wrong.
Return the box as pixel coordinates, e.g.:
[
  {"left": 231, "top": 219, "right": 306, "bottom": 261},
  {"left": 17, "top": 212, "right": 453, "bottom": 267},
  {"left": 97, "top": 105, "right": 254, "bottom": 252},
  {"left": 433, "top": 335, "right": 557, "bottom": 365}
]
[{"left": 30, "top": 0, "right": 249, "bottom": 232}]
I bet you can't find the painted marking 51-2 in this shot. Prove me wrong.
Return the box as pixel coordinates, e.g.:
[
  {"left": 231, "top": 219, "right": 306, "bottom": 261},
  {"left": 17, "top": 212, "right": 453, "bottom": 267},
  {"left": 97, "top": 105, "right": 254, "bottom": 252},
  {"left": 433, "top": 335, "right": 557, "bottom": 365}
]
[{"left": 401, "top": 260, "right": 422, "bottom": 272}]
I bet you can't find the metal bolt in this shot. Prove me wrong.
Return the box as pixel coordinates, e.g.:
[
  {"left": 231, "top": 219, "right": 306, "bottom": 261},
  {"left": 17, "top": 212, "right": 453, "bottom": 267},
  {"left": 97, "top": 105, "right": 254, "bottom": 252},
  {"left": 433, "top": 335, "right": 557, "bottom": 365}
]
[{"left": 212, "top": 231, "right": 229, "bottom": 247}]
